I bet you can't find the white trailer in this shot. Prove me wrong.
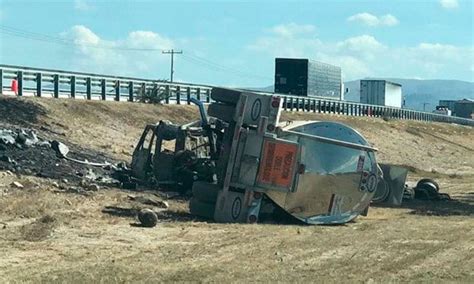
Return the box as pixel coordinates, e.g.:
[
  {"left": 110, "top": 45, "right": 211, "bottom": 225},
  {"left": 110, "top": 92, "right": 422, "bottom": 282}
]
[{"left": 360, "top": 80, "right": 402, "bottom": 108}]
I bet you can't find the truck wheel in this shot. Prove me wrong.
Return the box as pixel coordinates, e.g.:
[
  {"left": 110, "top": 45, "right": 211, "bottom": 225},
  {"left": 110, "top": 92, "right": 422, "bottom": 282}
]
[
  {"left": 192, "top": 181, "right": 220, "bottom": 203},
  {"left": 208, "top": 103, "right": 236, "bottom": 122},
  {"left": 414, "top": 183, "right": 438, "bottom": 200},
  {"left": 189, "top": 197, "right": 215, "bottom": 220},
  {"left": 416, "top": 178, "right": 439, "bottom": 192},
  {"left": 211, "top": 88, "right": 241, "bottom": 105}
]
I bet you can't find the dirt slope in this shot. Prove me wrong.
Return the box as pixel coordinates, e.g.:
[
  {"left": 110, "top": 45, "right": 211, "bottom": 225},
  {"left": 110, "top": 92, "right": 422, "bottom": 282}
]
[{"left": 0, "top": 96, "right": 473, "bottom": 283}]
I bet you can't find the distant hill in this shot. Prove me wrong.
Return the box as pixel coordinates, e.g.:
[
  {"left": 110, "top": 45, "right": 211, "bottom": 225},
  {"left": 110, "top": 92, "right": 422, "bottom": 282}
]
[{"left": 243, "top": 79, "right": 474, "bottom": 112}]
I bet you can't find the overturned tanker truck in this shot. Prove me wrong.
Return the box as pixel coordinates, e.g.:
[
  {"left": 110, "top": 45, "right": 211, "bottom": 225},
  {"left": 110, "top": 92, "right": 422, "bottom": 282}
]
[{"left": 131, "top": 88, "right": 407, "bottom": 225}]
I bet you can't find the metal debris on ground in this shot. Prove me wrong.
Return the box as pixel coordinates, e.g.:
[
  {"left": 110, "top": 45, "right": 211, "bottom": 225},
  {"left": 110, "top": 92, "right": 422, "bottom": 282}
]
[{"left": 0, "top": 127, "right": 120, "bottom": 186}]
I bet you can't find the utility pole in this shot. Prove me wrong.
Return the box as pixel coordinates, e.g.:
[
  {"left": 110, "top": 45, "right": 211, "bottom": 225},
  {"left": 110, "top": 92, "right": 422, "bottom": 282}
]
[{"left": 162, "top": 49, "right": 183, "bottom": 82}]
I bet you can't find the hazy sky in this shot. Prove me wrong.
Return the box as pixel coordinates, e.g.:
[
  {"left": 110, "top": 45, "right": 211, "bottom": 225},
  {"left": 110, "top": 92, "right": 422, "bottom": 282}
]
[{"left": 0, "top": 0, "right": 472, "bottom": 87}]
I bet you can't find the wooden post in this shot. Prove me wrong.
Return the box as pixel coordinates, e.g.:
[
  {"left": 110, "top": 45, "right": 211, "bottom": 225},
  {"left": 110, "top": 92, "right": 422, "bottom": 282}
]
[
  {"left": 86, "top": 77, "right": 92, "bottom": 100},
  {"left": 176, "top": 86, "right": 181, "bottom": 104},
  {"left": 16, "top": 71, "right": 23, "bottom": 96},
  {"left": 70, "top": 76, "right": 76, "bottom": 98},
  {"left": 206, "top": 89, "right": 210, "bottom": 103},
  {"left": 165, "top": 85, "right": 170, "bottom": 104},
  {"left": 0, "top": 69, "right": 3, "bottom": 95},
  {"left": 295, "top": 98, "right": 299, "bottom": 111},
  {"left": 128, "top": 81, "right": 134, "bottom": 102},
  {"left": 100, "top": 79, "right": 106, "bottom": 100},
  {"left": 115, "top": 80, "right": 120, "bottom": 101},
  {"left": 53, "top": 74, "right": 59, "bottom": 98},
  {"left": 36, "top": 73, "right": 42, "bottom": 97},
  {"left": 186, "top": 87, "right": 191, "bottom": 105},
  {"left": 196, "top": 88, "right": 201, "bottom": 101}
]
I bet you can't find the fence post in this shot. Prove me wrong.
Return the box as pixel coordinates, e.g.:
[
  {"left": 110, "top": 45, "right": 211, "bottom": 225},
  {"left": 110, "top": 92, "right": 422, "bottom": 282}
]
[
  {"left": 128, "top": 81, "right": 134, "bottom": 102},
  {"left": 53, "top": 74, "right": 59, "bottom": 98},
  {"left": 36, "top": 73, "right": 42, "bottom": 97},
  {"left": 312, "top": 99, "right": 316, "bottom": 113},
  {"left": 70, "top": 76, "right": 76, "bottom": 98},
  {"left": 206, "top": 89, "right": 211, "bottom": 103},
  {"left": 100, "top": 79, "right": 106, "bottom": 100},
  {"left": 317, "top": 100, "right": 321, "bottom": 113},
  {"left": 300, "top": 98, "right": 305, "bottom": 112},
  {"left": 186, "top": 87, "right": 191, "bottom": 105},
  {"left": 289, "top": 97, "right": 294, "bottom": 111},
  {"left": 165, "top": 85, "right": 170, "bottom": 104},
  {"left": 283, "top": 97, "right": 288, "bottom": 111},
  {"left": 16, "top": 71, "right": 23, "bottom": 96},
  {"left": 176, "top": 86, "right": 181, "bottom": 105},
  {"left": 86, "top": 77, "right": 92, "bottom": 100},
  {"left": 196, "top": 88, "right": 201, "bottom": 101},
  {"left": 115, "top": 80, "right": 120, "bottom": 101},
  {"left": 0, "top": 69, "right": 3, "bottom": 95}
]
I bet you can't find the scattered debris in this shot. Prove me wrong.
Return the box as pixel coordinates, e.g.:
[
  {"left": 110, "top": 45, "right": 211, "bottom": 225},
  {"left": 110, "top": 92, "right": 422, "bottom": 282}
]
[
  {"left": 11, "top": 181, "right": 24, "bottom": 188},
  {"left": 403, "top": 178, "right": 451, "bottom": 201},
  {"left": 0, "top": 127, "right": 119, "bottom": 185},
  {"left": 128, "top": 195, "right": 169, "bottom": 209}
]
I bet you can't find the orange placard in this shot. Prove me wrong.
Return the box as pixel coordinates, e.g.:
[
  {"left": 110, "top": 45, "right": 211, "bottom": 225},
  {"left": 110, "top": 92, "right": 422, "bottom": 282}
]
[{"left": 257, "top": 140, "right": 298, "bottom": 188}]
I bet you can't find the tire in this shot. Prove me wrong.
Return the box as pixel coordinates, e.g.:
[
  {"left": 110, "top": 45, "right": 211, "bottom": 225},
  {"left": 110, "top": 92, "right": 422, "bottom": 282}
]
[
  {"left": 189, "top": 197, "right": 215, "bottom": 219},
  {"left": 192, "top": 181, "right": 220, "bottom": 203},
  {"left": 138, "top": 209, "right": 158, "bottom": 227},
  {"left": 416, "top": 178, "right": 439, "bottom": 192},
  {"left": 211, "top": 87, "right": 241, "bottom": 105},
  {"left": 414, "top": 183, "right": 438, "bottom": 200},
  {"left": 208, "top": 103, "right": 236, "bottom": 122}
]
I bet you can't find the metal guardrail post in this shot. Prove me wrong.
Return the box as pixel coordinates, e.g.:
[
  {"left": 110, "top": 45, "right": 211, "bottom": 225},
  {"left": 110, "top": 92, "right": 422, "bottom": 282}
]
[
  {"left": 36, "top": 73, "right": 42, "bottom": 97},
  {"left": 70, "top": 76, "right": 76, "bottom": 98},
  {"left": 312, "top": 99, "right": 316, "bottom": 113},
  {"left": 128, "top": 81, "right": 134, "bottom": 102},
  {"left": 300, "top": 98, "right": 305, "bottom": 112},
  {"left": 176, "top": 86, "right": 181, "bottom": 105},
  {"left": 186, "top": 87, "right": 191, "bottom": 105},
  {"left": 115, "top": 80, "right": 120, "bottom": 101},
  {"left": 17, "top": 71, "right": 23, "bottom": 96},
  {"left": 337, "top": 102, "right": 341, "bottom": 114},
  {"left": 317, "top": 100, "right": 321, "bottom": 113},
  {"left": 206, "top": 89, "right": 210, "bottom": 103},
  {"left": 283, "top": 96, "right": 288, "bottom": 111},
  {"left": 0, "top": 69, "right": 3, "bottom": 95},
  {"left": 196, "top": 88, "right": 201, "bottom": 101},
  {"left": 100, "top": 79, "right": 106, "bottom": 100},
  {"left": 86, "top": 77, "right": 92, "bottom": 100},
  {"left": 289, "top": 97, "right": 294, "bottom": 111},
  {"left": 295, "top": 97, "right": 300, "bottom": 112},
  {"left": 53, "top": 74, "right": 59, "bottom": 98}
]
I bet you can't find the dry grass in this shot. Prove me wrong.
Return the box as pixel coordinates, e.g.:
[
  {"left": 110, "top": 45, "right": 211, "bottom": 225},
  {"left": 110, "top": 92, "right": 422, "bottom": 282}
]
[{"left": 0, "top": 97, "right": 473, "bottom": 282}]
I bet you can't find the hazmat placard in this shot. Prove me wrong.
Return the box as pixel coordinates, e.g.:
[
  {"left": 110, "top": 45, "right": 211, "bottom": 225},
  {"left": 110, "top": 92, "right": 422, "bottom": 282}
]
[{"left": 257, "top": 139, "right": 298, "bottom": 189}]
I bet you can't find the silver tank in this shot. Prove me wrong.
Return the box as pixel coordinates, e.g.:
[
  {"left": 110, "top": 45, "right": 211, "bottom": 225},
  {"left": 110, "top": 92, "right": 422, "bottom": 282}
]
[{"left": 267, "top": 121, "right": 379, "bottom": 224}]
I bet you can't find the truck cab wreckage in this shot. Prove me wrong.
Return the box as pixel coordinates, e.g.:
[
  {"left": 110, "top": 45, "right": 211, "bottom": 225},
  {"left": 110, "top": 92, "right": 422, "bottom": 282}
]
[{"left": 132, "top": 87, "right": 409, "bottom": 225}]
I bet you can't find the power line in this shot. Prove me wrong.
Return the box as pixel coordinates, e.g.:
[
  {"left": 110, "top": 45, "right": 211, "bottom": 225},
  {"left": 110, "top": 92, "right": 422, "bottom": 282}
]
[
  {"left": 0, "top": 24, "right": 273, "bottom": 82},
  {"left": 162, "top": 49, "right": 183, "bottom": 82}
]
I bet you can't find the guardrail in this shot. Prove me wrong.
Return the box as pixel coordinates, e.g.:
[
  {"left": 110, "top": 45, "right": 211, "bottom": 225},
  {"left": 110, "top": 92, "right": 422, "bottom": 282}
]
[{"left": 1, "top": 64, "right": 473, "bottom": 127}]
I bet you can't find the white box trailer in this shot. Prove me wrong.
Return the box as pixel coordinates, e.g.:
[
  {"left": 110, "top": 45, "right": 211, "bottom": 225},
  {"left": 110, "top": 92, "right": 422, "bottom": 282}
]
[{"left": 360, "top": 80, "right": 402, "bottom": 108}]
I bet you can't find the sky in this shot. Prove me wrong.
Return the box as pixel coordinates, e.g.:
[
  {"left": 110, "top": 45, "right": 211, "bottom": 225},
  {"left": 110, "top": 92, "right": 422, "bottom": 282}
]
[{"left": 0, "top": 0, "right": 472, "bottom": 87}]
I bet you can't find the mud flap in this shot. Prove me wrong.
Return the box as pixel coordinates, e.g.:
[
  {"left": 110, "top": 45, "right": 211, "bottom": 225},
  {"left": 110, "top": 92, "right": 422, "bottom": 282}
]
[{"left": 373, "top": 164, "right": 409, "bottom": 205}]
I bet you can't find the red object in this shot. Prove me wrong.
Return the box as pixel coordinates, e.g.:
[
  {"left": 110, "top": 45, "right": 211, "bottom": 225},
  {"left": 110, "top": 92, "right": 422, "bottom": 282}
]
[{"left": 11, "top": 79, "right": 18, "bottom": 95}]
